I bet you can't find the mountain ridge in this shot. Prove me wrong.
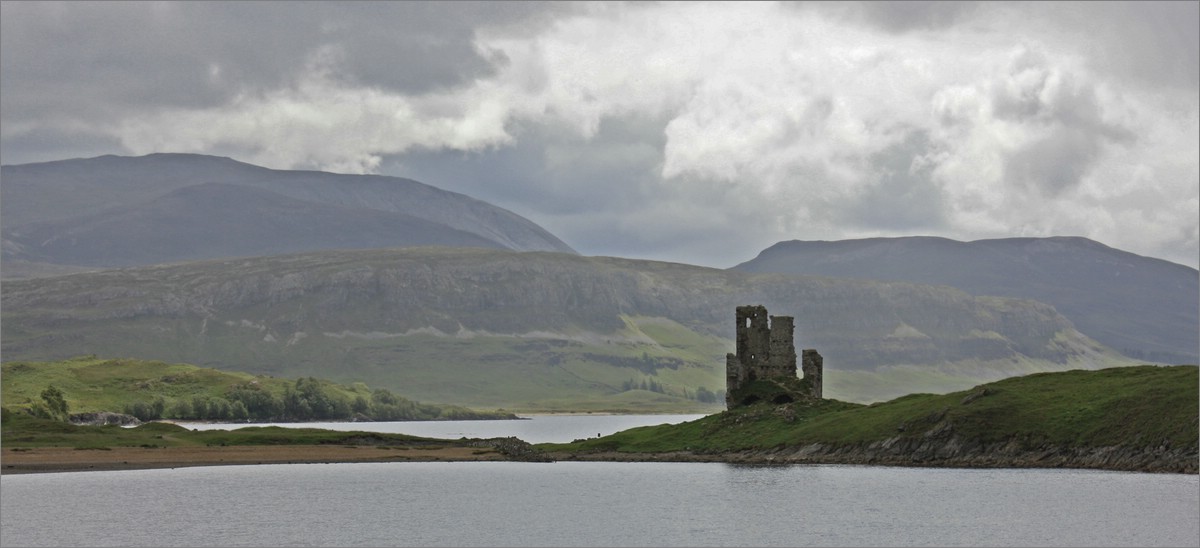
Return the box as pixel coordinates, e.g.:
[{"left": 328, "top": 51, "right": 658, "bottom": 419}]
[
  {"left": 1, "top": 153, "right": 575, "bottom": 273},
  {"left": 6, "top": 182, "right": 506, "bottom": 266},
  {"left": 732, "top": 236, "right": 1199, "bottom": 365}
]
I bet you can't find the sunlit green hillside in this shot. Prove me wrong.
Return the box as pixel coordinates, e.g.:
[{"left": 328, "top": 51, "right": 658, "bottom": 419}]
[{"left": 1, "top": 356, "right": 516, "bottom": 421}]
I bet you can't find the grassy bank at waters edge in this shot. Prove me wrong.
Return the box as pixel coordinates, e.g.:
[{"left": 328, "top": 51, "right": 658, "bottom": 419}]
[
  {"left": 4, "top": 365, "right": 1194, "bottom": 474},
  {"left": 539, "top": 366, "right": 1198, "bottom": 465},
  {"left": 1, "top": 408, "right": 549, "bottom": 473}
]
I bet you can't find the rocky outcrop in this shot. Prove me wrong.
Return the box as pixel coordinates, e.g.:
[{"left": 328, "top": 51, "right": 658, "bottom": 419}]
[
  {"left": 471, "top": 437, "right": 553, "bottom": 462},
  {"left": 550, "top": 441, "right": 1197, "bottom": 474},
  {"left": 69, "top": 411, "right": 142, "bottom": 426}
]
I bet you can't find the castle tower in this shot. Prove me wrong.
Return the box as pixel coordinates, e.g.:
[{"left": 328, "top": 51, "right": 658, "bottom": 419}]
[
  {"left": 734, "top": 305, "right": 770, "bottom": 375},
  {"left": 802, "top": 348, "right": 823, "bottom": 399},
  {"left": 768, "top": 315, "right": 796, "bottom": 377},
  {"left": 726, "top": 305, "right": 820, "bottom": 407}
]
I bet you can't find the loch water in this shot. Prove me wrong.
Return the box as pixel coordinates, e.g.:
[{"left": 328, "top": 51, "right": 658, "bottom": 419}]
[{"left": 2, "top": 415, "right": 1197, "bottom": 547}]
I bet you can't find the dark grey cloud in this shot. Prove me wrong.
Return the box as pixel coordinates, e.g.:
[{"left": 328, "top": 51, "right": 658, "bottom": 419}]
[
  {"left": 381, "top": 113, "right": 702, "bottom": 260},
  {"left": 801, "top": 1, "right": 1198, "bottom": 91},
  {"left": 0, "top": 1, "right": 578, "bottom": 163},
  {"left": 843, "top": 131, "right": 948, "bottom": 231},
  {"left": 285, "top": 1, "right": 573, "bottom": 94},
  {"left": 2, "top": 2, "right": 301, "bottom": 116},
  {"left": 800, "top": 1, "right": 981, "bottom": 33},
  {"left": 1044, "top": 0, "right": 1200, "bottom": 91},
  {"left": 1005, "top": 128, "right": 1106, "bottom": 198}
]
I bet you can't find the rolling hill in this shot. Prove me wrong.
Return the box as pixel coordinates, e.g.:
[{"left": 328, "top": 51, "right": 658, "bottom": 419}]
[{"left": 0, "top": 153, "right": 574, "bottom": 275}]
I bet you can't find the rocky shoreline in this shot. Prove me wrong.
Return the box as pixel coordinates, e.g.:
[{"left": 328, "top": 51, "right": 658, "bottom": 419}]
[
  {"left": 7, "top": 441, "right": 1193, "bottom": 475},
  {"left": 547, "top": 439, "right": 1199, "bottom": 474}
]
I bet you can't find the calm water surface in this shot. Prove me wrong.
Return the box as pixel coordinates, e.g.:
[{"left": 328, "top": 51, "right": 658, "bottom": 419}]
[
  {"left": 171, "top": 413, "right": 707, "bottom": 444},
  {"left": 2, "top": 415, "right": 1197, "bottom": 547}
]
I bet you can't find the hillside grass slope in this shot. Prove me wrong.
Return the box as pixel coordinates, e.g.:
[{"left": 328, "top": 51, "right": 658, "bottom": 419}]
[
  {"left": 734, "top": 236, "right": 1199, "bottom": 365},
  {"left": 541, "top": 366, "right": 1199, "bottom": 473},
  {"left": 1, "top": 356, "right": 517, "bottom": 421}
]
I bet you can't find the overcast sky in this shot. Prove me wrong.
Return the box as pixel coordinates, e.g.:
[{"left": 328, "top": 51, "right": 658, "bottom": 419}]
[{"left": 2, "top": 1, "right": 1197, "bottom": 269}]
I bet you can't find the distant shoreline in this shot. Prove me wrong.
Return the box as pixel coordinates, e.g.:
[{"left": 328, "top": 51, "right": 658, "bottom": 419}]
[
  {"left": 542, "top": 449, "right": 1198, "bottom": 475},
  {"left": 5, "top": 443, "right": 1195, "bottom": 475},
  {"left": 1, "top": 444, "right": 509, "bottom": 475},
  {"left": 157, "top": 411, "right": 705, "bottom": 428}
]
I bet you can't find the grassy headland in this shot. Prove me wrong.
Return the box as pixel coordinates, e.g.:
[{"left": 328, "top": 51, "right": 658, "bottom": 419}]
[
  {"left": 3, "top": 365, "right": 1194, "bottom": 474},
  {"left": 539, "top": 365, "right": 1199, "bottom": 473}
]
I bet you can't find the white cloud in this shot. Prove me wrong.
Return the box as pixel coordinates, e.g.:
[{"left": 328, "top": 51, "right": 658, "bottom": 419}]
[
  {"left": 115, "top": 47, "right": 519, "bottom": 174},
  {"left": 3, "top": 1, "right": 1196, "bottom": 267},
  {"left": 477, "top": 2, "right": 1197, "bottom": 265}
]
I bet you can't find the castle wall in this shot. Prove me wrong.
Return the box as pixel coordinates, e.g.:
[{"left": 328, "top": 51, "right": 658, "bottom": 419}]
[{"left": 802, "top": 349, "right": 823, "bottom": 400}]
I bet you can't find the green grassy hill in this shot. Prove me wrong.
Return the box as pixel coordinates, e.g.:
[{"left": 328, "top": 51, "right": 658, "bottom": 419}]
[
  {"left": 0, "top": 410, "right": 429, "bottom": 450},
  {"left": 542, "top": 366, "right": 1199, "bottom": 473},
  {"left": 1, "top": 356, "right": 516, "bottom": 421}
]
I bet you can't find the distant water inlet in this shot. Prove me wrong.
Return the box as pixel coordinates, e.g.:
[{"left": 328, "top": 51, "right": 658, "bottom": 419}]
[
  {"left": 171, "top": 413, "right": 709, "bottom": 443},
  {"left": 2, "top": 462, "right": 1196, "bottom": 547}
]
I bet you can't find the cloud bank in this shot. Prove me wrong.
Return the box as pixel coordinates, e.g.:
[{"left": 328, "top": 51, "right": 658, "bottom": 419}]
[{"left": 2, "top": 1, "right": 1196, "bottom": 268}]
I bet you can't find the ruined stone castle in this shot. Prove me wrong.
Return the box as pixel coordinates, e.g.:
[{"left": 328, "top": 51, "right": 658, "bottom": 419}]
[{"left": 725, "top": 305, "right": 822, "bottom": 407}]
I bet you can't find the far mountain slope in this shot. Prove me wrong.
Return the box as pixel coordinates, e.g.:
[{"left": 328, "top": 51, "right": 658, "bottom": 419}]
[
  {"left": 7, "top": 182, "right": 504, "bottom": 266},
  {"left": 1, "top": 153, "right": 574, "bottom": 273},
  {"left": 732, "top": 236, "right": 1199, "bottom": 365},
  {"left": 1, "top": 247, "right": 1135, "bottom": 408}
]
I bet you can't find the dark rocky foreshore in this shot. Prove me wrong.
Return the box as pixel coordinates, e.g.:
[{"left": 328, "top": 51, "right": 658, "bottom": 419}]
[
  {"left": 471, "top": 436, "right": 554, "bottom": 462},
  {"left": 68, "top": 411, "right": 142, "bottom": 426},
  {"left": 547, "top": 438, "right": 1198, "bottom": 474}
]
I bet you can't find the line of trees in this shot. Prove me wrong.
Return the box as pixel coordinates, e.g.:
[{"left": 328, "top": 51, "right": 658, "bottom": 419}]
[
  {"left": 621, "top": 377, "right": 668, "bottom": 393},
  {"left": 618, "top": 378, "right": 724, "bottom": 403},
  {"left": 120, "top": 377, "right": 509, "bottom": 422}
]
